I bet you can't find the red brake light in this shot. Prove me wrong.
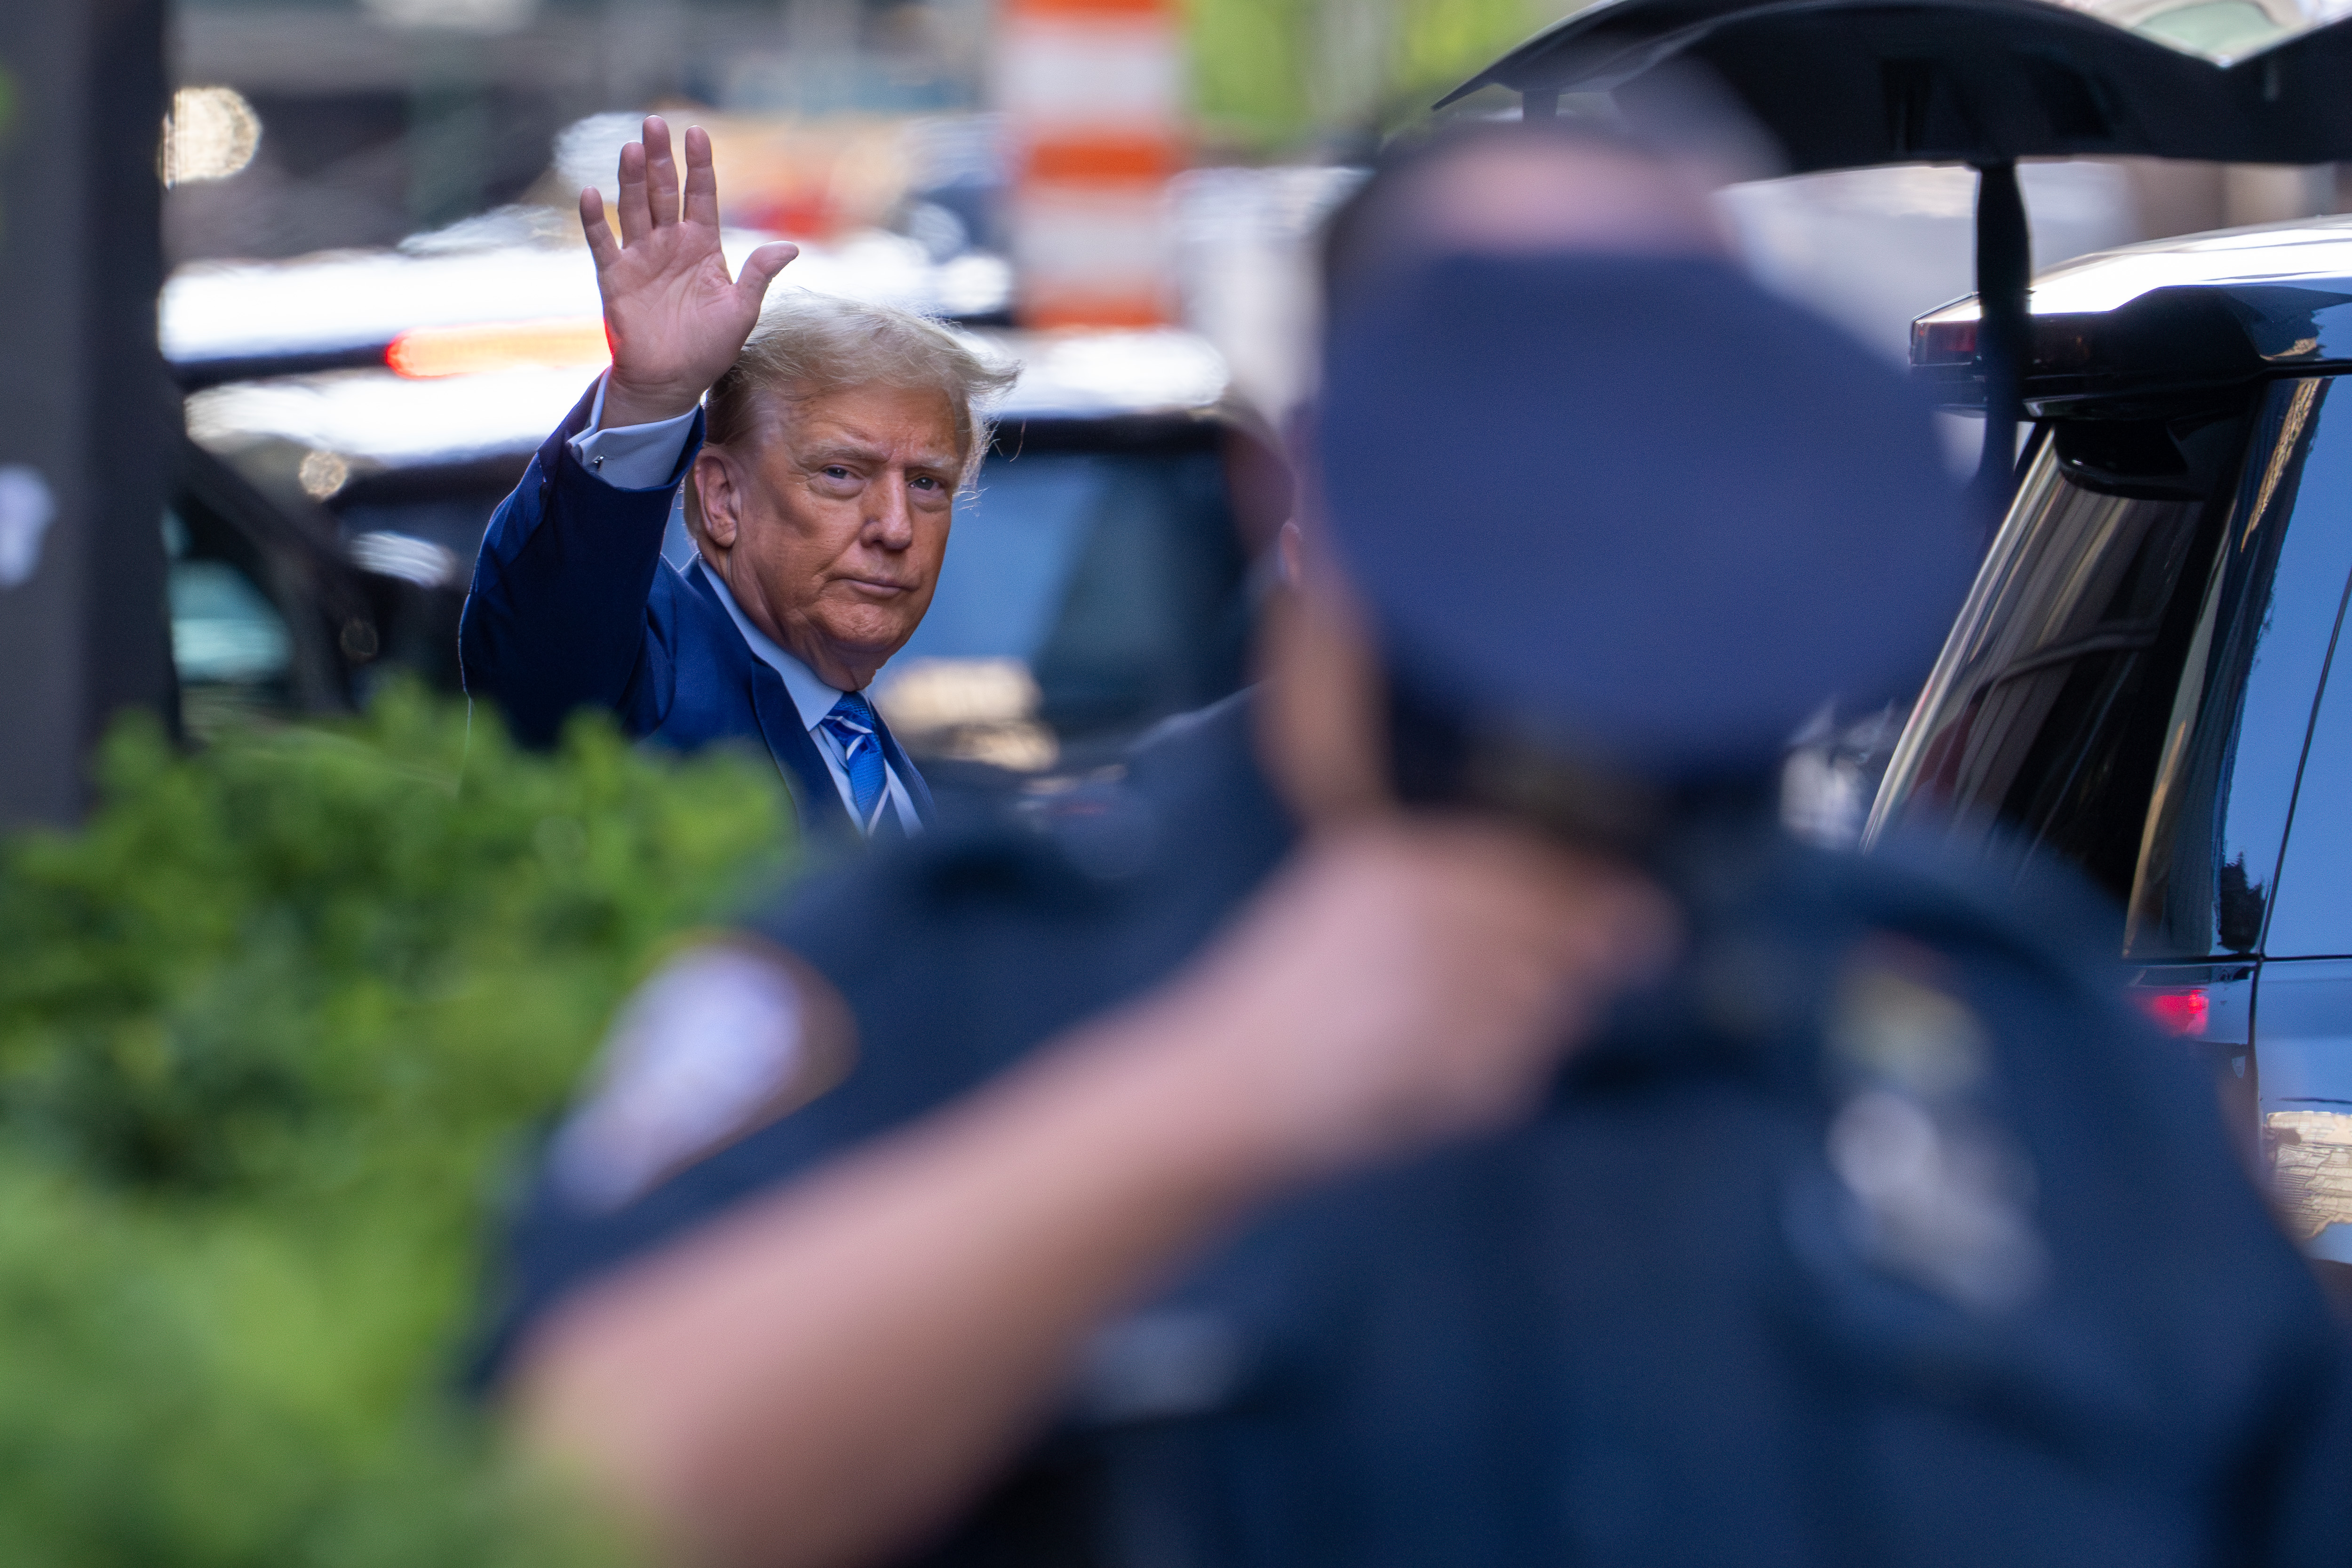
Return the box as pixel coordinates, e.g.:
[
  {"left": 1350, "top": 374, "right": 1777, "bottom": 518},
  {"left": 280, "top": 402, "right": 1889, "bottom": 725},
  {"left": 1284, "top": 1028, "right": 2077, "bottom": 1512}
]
[
  {"left": 1910, "top": 316, "right": 2093, "bottom": 374},
  {"left": 386, "top": 318, "right": 609, "bottom": 379},
  {"left": 2135, "top": 987, "right": 2209, "bottom": 1036},
  {"left": 1912, "top": 318, "right": 1978, "bottom": 366}
]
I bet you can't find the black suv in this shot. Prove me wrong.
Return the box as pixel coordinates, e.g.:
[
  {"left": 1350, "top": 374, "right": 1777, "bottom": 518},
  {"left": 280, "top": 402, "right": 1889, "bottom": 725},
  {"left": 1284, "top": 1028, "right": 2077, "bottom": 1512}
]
[{"left": 1868, "top": 216, "right": 2352, "bottom": 1261}]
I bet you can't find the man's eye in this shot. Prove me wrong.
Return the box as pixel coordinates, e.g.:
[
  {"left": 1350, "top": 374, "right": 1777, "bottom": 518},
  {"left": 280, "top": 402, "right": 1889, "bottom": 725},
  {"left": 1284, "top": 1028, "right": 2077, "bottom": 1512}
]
[
  {"left": 911, "top": 476, "right": 940, "bottom": 491},
  {"left": 823, "top": 467, "right": 852, "bottom": 481}
]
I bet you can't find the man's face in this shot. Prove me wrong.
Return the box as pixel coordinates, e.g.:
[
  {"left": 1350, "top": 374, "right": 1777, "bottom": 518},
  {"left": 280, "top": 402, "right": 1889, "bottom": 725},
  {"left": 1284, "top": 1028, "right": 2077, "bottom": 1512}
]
[{"left": 695, "top": 381, "right": 961, "bottom": 690}]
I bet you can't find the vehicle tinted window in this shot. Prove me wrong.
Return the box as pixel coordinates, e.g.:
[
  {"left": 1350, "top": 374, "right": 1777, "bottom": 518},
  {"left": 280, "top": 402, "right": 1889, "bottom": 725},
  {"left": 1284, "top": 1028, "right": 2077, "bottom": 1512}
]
[
  {"left": 1871, "top": 436, "right": 2227, "bottom": 905},
  {"left": 2127, "top": 381, "right": 2352, "bottom": 955},
  {"left": 164, "top": 503, "right": 298, "bottom": 735},
  {"left": 2271, "top": 659, "right": 2352, "bottom": 955},
  {"left": 878, "top": 449, "right": 1246, "bottom": 768},
  {"left": 169, "top": 556, "right": 291, "bottom": 685},
  {"left": 335, "top": 499, "right": 486, "bottom": 582},
  {"left": 1871, "top": 378, "right": 2352, "bottom": 955},
  {"left": 2262, "top": 419, "right": 2352, "bottom": 955}
]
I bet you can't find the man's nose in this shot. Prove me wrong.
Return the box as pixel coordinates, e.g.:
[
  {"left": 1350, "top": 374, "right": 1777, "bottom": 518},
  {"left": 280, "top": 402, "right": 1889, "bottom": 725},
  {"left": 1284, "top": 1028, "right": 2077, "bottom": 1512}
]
[{"left": 866, "top": 476, "right": 915, "bottom": 549}]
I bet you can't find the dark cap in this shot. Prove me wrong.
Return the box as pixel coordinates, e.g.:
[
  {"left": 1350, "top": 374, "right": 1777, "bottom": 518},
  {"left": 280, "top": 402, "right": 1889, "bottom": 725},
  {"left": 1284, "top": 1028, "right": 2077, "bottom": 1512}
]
[{"left": 1318, "top": 253, "right": 1971, "bottom": 784}]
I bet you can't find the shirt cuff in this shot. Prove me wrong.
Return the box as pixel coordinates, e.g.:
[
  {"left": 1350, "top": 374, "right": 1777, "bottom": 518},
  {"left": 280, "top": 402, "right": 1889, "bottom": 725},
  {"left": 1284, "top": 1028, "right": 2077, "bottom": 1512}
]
[{"left": 567, "top": 373, "right": 699, "bottom": 490}]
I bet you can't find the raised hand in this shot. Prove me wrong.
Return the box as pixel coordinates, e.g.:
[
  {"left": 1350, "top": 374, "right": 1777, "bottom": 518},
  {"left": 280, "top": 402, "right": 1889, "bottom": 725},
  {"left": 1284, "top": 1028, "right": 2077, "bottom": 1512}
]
[{"left": 581, "top": 115, "right": 798, "bottom": 430}]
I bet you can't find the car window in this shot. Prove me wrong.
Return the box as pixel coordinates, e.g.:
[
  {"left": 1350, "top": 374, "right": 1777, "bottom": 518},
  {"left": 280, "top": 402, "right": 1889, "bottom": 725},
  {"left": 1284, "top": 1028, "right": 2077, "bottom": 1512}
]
[
  {"left": 878, "top": 447, "right": 1247, "bottom": 768},
  {"left": 1871, "top": 377, "right": 2352, "bottom": 956},
  {"left": 334, "top": 493, "right": 504, "bottom": 583},
  {"left": 898, "top": 456, "right": 1102, "bottom": 664},
  {"left": 164, "top": 505, "right": 296, "bottom": 729},
  {"left": 2263, "top": 470, "right": 2352, "bottom": 958},
  {"left": 2125, "top": 381, "right": 2352, "bottom": 957},
  {"left": 169, "top": 557, "right": 291, "bottom": 685},
  {"left": 1869, "top": 436, "right": 2227, "bottom": 908}
]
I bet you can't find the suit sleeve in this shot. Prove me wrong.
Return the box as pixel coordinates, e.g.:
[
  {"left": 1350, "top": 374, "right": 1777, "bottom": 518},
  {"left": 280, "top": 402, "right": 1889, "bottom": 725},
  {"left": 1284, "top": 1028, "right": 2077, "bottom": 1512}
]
[{"left": 457, "top": 378, "right": 706, "bottom": 748}]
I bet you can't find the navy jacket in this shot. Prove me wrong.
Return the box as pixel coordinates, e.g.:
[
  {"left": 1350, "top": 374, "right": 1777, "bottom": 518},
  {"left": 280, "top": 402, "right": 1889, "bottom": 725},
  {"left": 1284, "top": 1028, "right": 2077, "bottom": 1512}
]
[
  {"left": 483, "top": 709, "right": 2352, "bottom": 1567},
  {"left": 458, "top": 381, "right": 933, "bottom": 847}
]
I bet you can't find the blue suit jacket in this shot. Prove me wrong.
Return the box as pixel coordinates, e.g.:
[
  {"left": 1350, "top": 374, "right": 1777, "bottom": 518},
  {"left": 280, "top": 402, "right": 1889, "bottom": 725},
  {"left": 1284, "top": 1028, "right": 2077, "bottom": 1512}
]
[{"left": 458, "top": 381, "right": 934, "bottom": 847}]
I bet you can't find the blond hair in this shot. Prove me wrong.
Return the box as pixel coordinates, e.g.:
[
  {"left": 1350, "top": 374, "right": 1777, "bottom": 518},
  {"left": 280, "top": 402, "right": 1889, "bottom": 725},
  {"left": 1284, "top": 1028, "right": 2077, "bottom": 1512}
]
[{"left": 702, "top": 291, "right": 1017, "bottom": 492}]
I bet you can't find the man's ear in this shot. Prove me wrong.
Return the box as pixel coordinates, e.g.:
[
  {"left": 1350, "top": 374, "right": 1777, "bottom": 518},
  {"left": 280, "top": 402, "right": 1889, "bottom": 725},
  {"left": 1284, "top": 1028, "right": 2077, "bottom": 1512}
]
[{"left": 691, "top": 448, "right": 740, "bottom": 552}]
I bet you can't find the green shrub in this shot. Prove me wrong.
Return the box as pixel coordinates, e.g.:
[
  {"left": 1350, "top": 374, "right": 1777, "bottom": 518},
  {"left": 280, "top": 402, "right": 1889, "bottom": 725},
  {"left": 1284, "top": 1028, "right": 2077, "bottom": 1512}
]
[{"left": 0, "top": 687, "right": 793, "bottom": 1566}]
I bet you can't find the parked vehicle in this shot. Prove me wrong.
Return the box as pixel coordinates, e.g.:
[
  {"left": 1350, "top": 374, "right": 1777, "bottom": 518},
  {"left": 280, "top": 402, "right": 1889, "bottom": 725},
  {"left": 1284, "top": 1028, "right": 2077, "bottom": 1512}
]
[
  {"left": 1440, "top": 0, "right": 2352, "bottom": 1277},
  {"left": 1867, "top": 216, "right": 2352, "bottom": 1261},
  {"left": 166, "top": 428, "right": 457, "bottom": 729}
]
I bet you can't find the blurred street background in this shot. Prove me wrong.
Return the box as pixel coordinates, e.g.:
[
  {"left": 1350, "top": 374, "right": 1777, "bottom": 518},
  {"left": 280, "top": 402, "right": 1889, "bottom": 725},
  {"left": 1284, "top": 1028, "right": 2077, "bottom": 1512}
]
[
  {"left": 157, "top": 0, "right": 2350, "bottom": 404},
  {"left": 5, "top": 0, "right": 2349, "bottom": 826}
]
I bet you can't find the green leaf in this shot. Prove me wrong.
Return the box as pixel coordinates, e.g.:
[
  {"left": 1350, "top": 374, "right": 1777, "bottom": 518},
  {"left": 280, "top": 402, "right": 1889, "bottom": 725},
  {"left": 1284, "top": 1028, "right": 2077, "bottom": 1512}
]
[{"left": 0, "top": 685, "right": 792, "bottom": 1564}]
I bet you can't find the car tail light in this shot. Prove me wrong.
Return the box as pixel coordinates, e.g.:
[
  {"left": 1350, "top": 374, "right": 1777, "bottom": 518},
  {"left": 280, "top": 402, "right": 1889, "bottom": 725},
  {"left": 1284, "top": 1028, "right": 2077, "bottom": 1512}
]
[
  {"left": 2134, "top": 986, "right": 2209, "bottom": 1036},
  {"left": 1909, "top": 315, "right": 2095, "bottom": 373},
  {"left": 386, "top": 318, "right": 609, "bottom": 379},
  {"left": 1912, "top": 318, "right": 1978, "bottom": 365}
]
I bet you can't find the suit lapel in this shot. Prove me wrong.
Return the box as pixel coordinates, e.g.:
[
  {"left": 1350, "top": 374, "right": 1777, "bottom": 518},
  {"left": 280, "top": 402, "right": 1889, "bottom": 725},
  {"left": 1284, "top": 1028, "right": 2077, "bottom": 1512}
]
[
  {"left": 687, "top": 561, "right": 850, "bottom": 844},
  {"left": 748, "top": 670, "right": 857, "bottom": 846}
]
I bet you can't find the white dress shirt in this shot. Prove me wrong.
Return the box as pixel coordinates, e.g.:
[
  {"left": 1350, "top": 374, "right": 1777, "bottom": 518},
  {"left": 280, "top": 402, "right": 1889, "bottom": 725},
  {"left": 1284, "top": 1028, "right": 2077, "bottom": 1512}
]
[
  {"left": 567, "top": 374, "right": 701, "bottom": 489},
  {"left": 566, "top": 374, "right": 921, "bottom": 836}
]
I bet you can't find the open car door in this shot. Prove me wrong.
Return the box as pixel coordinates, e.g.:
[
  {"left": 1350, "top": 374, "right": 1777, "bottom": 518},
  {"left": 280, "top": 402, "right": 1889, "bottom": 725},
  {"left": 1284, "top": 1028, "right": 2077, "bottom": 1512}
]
[{"left": 1437, "top": 0, "right": 2352, "bottom": 512}]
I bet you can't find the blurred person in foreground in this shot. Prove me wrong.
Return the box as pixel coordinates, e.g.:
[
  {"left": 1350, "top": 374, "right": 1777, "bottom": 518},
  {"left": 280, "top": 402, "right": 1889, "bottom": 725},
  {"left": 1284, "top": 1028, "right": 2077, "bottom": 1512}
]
[
  {"left": 477, "top": 128, "right": 2352, "bottom": 1568},
  {"left": 460, "top": 117, "right": 1015, "bottom": 845},
  {"left": 1125, "top": 120, "right": 1735, "bottom": 783}
]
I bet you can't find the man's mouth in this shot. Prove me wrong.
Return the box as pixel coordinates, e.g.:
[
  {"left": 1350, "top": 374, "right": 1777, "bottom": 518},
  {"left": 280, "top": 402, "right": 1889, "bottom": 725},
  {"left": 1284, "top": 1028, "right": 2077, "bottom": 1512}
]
[{"left": 840, "top": 577, "right": 914, "bottom": 597}]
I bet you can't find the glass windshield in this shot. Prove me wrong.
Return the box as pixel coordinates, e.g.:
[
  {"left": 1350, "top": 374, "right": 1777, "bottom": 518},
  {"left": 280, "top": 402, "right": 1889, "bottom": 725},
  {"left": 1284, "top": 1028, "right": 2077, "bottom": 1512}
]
[{"left": 875, "top": 447, "right": 1248, "bottom": 770}]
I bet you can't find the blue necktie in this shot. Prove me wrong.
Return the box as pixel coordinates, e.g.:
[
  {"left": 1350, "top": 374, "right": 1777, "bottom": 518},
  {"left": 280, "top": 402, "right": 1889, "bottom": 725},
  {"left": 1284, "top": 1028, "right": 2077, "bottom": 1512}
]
[{"left": 819, "top": 691, "right": 890, "bottom": 835}]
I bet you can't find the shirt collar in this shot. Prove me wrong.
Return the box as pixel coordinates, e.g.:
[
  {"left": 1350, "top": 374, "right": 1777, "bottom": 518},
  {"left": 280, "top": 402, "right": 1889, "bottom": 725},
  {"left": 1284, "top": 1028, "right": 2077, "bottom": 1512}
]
[{"left": 694, "top": 559, "right": 854, "bottom": 733}]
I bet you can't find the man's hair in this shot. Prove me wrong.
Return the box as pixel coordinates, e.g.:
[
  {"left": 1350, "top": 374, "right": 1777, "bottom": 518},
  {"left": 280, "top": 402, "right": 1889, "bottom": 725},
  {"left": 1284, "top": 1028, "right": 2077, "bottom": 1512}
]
[{"left": 703, "top": 291, "right": 1018, "bottom": 490}]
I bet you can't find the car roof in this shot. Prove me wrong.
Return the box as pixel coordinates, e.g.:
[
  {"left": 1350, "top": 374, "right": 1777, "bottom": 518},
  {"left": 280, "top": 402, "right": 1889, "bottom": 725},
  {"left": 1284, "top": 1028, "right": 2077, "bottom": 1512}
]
[
  {"left": 1935, "top": 212, "right": 2352, "bottom": 320},
  {"left": 184, "top": 326, "right": 1232, "bottom": 475},
  {"left": 1438, "top": 0, "right": 2352, "bottom": 171},
  {"left": 1913, "top": 212, "right": 2352, "bottom": 405}
]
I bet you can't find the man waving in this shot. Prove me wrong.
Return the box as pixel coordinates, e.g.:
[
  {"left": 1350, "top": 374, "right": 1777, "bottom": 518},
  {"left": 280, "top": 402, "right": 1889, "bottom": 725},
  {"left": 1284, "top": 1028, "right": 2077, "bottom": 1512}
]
[{"left": 461, "top": 116, "right": 1014, "bottom": 843}]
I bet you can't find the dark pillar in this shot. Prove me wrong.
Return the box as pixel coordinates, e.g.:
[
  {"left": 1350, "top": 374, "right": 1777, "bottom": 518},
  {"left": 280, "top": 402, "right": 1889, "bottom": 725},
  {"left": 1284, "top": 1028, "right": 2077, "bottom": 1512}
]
[
  {"left": 0, "top": 0, "right": 180, "bottom": 827},
  {"left": 1971, "top": 159, "right": 2031, "bottom": 532}
]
